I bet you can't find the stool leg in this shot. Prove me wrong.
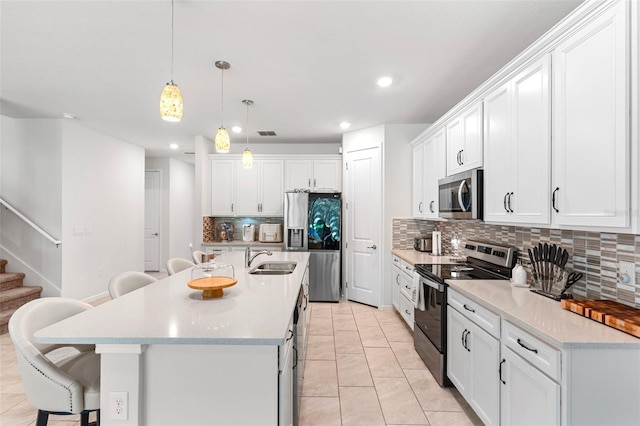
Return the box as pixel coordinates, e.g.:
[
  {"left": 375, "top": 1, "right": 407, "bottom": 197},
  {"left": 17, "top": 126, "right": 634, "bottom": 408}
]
[
  {"left": 80, "top": 411, "right": 89, "bottom": 426},
  {"left": 36, "top": 410, "right": 49, "bottom": 426}
]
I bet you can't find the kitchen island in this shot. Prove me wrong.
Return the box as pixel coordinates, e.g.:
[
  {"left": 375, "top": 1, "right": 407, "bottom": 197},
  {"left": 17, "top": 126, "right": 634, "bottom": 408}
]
[{"left": 34, "top": 251, "right": 310, "bottom": 426}]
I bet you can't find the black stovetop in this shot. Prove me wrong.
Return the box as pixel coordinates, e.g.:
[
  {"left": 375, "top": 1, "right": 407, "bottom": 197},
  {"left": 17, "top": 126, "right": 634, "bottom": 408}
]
[{"left": 414, "top": 260, "right": 512, "bottom": 282}]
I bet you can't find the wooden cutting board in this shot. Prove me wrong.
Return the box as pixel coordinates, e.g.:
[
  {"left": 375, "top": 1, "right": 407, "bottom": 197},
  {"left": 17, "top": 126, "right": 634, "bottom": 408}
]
[{"left": 561, "top": 299, "right": 640, "bottom": 338}]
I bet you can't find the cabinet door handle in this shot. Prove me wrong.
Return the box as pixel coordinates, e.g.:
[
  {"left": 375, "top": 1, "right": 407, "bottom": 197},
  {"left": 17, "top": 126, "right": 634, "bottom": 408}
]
[
  {"left": 517, "top": 338, "right": 538, "bottom": 353},
  {"left": 405, "top": 285, "right": 412, "bottom": 290},
  {"left": 396, "top": 274, "right": 400, "bottom": 284},
  {"left": 293, "top": 345, "right": 298, "bottom": 369},
  {"left": 508, "top": 192, "right": 514, "bottom": 213},
  {"left": 231, "top": 203, "right": 234, "bottom": 212},
  {"left": 459, "top": 149, "right": 464, "bottom": 165},
  {"left": 308, "top": 178, "right": 311, "bottom": 188},
  {"left": 499, "top": 359, "right": 506, "bottom": 384},
  {"left": 314, "top": 178, "right": 317, "bottom": 188},
  {"left": 418, "top": 201, "right": 423, "bottom": 213},
  {"left": 463, "top": 304, "right": 476, "bottom": 313},
  {"left": 404, "top": 309, "right": 411, "bottom": 315},
  {"left": 286, "top": 328, "right": 294, "bottom": 341},
  {"left": 464, "top": 330, "right": 471, "bottom": 352},
  {"left": 503, "top": 192, "right": 509, "bottom": 212},
  {"left": 429, "top": 200, "right": 435, "bottom": 213},
  {"left": 552, "top": 187, "right": 559, "bottom": 213},
  {"left": 461, "top": 329, "right": 467, "bottom": 349},
  {"left": 456, "top": 150, "right": 461, "bottom": 165}
]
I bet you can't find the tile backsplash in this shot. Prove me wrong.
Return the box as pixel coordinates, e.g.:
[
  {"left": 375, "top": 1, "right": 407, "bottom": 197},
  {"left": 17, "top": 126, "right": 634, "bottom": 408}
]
[
  {"left": 203, "top": 217, "right": 283, "bottom": 242},
  {"left": 392, "top": 218, "right": 640, "bottom": 308}
]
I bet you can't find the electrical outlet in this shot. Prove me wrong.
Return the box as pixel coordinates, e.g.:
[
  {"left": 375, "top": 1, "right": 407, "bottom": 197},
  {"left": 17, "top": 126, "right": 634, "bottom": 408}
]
[
  {"left": 110, "top": 391, "right": 128, "bottom": 420},
  {"left": 618, "top": 261, "right": 636, "bottom": 291}
]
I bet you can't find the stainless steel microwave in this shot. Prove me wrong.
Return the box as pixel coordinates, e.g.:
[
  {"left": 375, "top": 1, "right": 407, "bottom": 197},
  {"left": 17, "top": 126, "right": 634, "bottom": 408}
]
[{"left": 438, "top": 169, "right": 483, "bottom": 220}]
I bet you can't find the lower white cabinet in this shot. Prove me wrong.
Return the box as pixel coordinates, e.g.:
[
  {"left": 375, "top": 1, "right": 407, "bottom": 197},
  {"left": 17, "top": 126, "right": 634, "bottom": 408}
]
[
  {"left": 279, "top": 318, "right": 295, "bottom": 426},
  {"left": 391, "top": 256, "right": 401, "bottom": 311},
  {"left": 500, "top": 345, "right": 560, "bottom": 426},
  {"left": 392, "top": 256, "right": 415, "bottom": 329},
  {"left": 447, "top": 306, "right": 500, "bottom": 426}
]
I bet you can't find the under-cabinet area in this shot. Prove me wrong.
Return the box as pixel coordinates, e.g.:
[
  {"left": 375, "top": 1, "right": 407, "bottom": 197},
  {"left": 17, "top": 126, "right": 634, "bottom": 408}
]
[{"left": 446, "top": 283, "right": 640, "bottom": 426}]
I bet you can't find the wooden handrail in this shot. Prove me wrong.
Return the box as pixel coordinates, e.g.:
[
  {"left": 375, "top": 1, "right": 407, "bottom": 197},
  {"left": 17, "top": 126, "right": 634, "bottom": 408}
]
[{"left": 0, "top": 197, "right": 61, "bottom": 247}]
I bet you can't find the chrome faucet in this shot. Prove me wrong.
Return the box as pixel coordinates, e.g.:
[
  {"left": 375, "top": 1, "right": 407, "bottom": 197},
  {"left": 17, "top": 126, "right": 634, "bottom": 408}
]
[{"left": 245, "top": 246, "right": 273, "bottom": 268}]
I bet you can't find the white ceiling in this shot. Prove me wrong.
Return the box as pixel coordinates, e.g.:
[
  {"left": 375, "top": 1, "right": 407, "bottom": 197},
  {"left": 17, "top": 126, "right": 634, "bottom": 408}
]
[{"left": 1, "top": 0, "right": 583, "bottom": 160}]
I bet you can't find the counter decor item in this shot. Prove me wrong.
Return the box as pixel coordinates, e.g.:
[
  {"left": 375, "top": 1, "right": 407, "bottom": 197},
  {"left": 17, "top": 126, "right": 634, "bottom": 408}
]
[
  {"left": 188, "top": 262, "right": 236, "bottom": 299},
  {"left": 561, "top": 299, "right": 640, "bottom": 339},
  {"left": 511, "top": 261, "right": 529, "bottom": 287},
  {"left": 216, "top": 222, "right": 234, "bottom": 241},
  {"left": 528, "top": 243, "right": 577, "bottom": 300}
]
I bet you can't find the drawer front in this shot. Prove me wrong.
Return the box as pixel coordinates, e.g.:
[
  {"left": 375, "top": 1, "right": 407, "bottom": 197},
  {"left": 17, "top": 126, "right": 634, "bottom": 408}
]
[
  {"left": 502, "top": 320, "right": 561, "bottom": 382},
  {"left": 400, "top": 259, "right": 415, "bottom": 276},
  {"left": 393, "top": 255, "right": 402, "bottom": 267},
  {"left": 399, "top": 295, "right": 415, "bottom": 330},
  {"left": 399, "top": 271, "right": 414, "bottom": 300},
  {"left": 448, "top": 288, "right": 500, "bottom": 339}
]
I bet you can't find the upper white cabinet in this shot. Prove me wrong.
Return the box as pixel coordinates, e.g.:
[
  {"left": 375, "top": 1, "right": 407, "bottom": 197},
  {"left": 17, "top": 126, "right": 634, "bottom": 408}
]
[
  {"left": 484, "top": 55, "right": 551, "bottom": 224},
  {"left": 285, "top": 157, "right": 342, "bottom": 191},
  {"left": 552, "top": 0, "right": 630, "bottom": 228},
  {"left": 413, "top": 128, "right": 446, "bottom": 219},
  {"left": 211, "top": 156, "right": 284, "bottom": 217},
  {"left": 446, "top": 101, "right": 483, "bottom": 176}
]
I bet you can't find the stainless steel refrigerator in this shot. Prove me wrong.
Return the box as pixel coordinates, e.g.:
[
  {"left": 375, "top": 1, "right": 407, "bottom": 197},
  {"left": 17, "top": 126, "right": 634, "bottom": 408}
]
[{"left": 284, "top": 191, "right": 341, "bottom": 302}]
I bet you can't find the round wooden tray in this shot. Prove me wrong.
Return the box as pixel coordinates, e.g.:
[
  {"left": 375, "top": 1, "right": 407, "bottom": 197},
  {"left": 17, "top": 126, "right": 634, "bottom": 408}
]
[{"left": 188, "top": 276, "right": 237, "bottom": 299}]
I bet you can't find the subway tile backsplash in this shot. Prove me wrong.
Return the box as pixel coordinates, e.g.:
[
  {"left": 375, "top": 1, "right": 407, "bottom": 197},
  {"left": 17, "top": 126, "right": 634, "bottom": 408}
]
[{"left": 392, "top": 218, "right": 640, "bottom": 308}]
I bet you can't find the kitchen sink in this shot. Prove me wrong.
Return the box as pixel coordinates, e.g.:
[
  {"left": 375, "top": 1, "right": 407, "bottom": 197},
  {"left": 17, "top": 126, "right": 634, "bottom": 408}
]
[{"left": 249, "top": 261, "right": 297, "bottom": 275}]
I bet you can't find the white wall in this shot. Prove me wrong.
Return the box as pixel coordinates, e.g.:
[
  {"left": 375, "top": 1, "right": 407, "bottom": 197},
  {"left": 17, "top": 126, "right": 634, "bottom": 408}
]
[
  {"left": 0, "top": 116, "right": 63, "bottom": 296},
  {"left": 61, "top": 121, "right": 145, "bottom": 300}
]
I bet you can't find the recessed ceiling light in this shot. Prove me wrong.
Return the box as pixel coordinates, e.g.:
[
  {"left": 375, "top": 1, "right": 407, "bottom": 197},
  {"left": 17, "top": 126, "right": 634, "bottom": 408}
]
[
  {"left": 232, "top": 126, "right": 243, "bottom": 133},
  {"left": 340, "top": 121, "right": 351, "bottom": 130},
  {"left": 61, "top": 113, "right": 75, "bottom": 119},
  {"left": 170, "top": 143, "right": 179, "bottom": 150},
  {"left": 376, "top": 76, "right": 393, "bottom": 88}
]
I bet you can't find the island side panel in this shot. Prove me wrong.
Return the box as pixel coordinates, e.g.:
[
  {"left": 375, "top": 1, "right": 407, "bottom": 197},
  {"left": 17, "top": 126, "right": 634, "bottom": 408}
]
[{"left": 143, "top": 344, "right": 279, "bottom": 425}]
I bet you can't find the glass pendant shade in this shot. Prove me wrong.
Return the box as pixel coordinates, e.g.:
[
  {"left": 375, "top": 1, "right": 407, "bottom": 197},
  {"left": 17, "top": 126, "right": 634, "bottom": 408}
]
[
  {"left": 215, "top": 126, "right": 230, "bottom": 153},
  {"left": 160, "top": 81, "right": 183, "bottom": 122},
  {"left": 242, "top": 148, "right": 253, "bottom": 169}
]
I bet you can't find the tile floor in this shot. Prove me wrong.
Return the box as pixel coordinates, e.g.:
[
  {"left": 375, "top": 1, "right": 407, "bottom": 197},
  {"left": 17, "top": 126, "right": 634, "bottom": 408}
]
[
  {"left": 300, "top": 300, "right": 481, "bottom": 426},
  {"left": 0, "top": 297, "right": 481, "bottom": 425}
]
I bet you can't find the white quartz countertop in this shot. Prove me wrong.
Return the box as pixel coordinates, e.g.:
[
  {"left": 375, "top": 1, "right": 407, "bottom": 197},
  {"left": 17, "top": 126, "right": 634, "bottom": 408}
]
[
  {"left": 391, "top": 248, "right": 463, "bottom": 265},
  {"left": 34, "top": 251, "right": 310, "bottom": 346},
  {"left": 203, "top": 241, "right": 284, "bottom": 247},
  {"left": 447, "top": 279, "right": 640, "bottom": 349}
]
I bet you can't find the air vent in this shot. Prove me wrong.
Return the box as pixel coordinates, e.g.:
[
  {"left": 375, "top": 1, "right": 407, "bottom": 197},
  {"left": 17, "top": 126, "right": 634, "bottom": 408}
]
[{"left": 257, "top": 131, "right": 277, "bottom": 136}]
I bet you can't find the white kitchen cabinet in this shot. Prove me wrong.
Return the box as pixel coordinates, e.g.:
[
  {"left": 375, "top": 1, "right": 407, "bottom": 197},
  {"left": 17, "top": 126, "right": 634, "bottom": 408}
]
[
  {"left": 552, "top": 0, "right": 630, "bottom": 228},
  {"left": 500, "top": 346, "right": 560, "bottom": 426},
  {"left": 391, "top": 256, "right": 402, "bottom": 311},
  {"left": 447, "top": 290, "right": 500, "bottom": 426},
  {"left": 285, "top": 158, "right": 341, "bottom": 191},
  {"left": 211, "top": 159, "right": 236, "bottom": 215},
  {"left": 213, "top": 157, "right": 284, "bottom": 217},
  {"left": 412, "top": 128, "right": 446, "bottom": 219},
  {"left": 484, "top": 55, "right": 551, "bottom": 225},
  {"left": 279, "top": 318, "right": 295, "bottom": 426},
  {"left": 446, "top": 101, "right": 483, "bottom": 176}
]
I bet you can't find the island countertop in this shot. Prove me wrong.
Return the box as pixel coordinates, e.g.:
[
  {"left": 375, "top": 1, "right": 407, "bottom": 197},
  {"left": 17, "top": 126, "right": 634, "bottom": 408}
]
[{"left": 34, "top": 251, "right": 310, "bottom": 346}]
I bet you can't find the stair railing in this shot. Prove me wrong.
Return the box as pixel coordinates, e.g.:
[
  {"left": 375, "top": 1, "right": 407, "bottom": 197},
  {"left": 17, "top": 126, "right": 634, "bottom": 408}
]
[{"left": 0, "top": 196, "right": 62, "bottom": 247}]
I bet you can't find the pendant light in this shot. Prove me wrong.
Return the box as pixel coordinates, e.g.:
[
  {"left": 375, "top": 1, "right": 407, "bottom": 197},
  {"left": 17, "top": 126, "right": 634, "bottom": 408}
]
[
  {"left": 242, "top": 100, "right": 254, "bottom": 169},
  {"left": 214, "top": 60, "right": 231, "bottom": 153},
  {"left": 159, "top": 0, "right": 183, "bottom": 122}
]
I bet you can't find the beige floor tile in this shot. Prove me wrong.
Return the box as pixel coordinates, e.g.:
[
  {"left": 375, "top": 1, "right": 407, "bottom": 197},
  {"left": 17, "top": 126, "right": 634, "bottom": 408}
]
[
  {"left": 307, "top": 335, "right": 336, "bottom": 360},
  {"left": 364, "top": 347, "right": 404, "bottom": 378},
  {"left": 339, "top": 386, "right": 386, "bottom": 426},
  {"left": 0, "top": 393, "right": 25, "bottom": 415},
  {"left": 389, "top": 341, "right": 427, "bottom": 370},
  {"left": 0, "top": 370, "right": 25, "bottom": 394},
  {"left": 310, "top": 303, "right": 333, "bottom": 318},
  {"left": 374, "top": 310, "right": 403, "bottom": 323},
  {"left": 334, "top": 330, "right": 364, "bottom": 354},
  {"left": 332, "top": 313, "right": 358, "bottom": 332},
  {"left": 379, "top": 321, "right": 413, "bottom": 343},
  {"left": 299, "top": 397, "right": 341, "bottom": 426},
  {"left": 308, "top": 316, "right": 334, "bottom": 336},
  {"left": 353, "top": 311, "right": 379, "bottom": 328},
  {"left": 348, "top": 301, "right": 378, "bottom": 313},
  {"left": 358, "top": 326, "right": 389, "bottom": 348},
  {"left": 336, "top": 353, "right": 373, "bottom": 387},
  {"left": 331, "top": 303, "right": 353, "bottom": 314},
  {"left": 374, "top": 376, "right": 428, "bottom": 425},
  {"left": 404, "top": 369, "right": 463, "bottom": 412},
  {"left": 424, "top": 411, "right": 475, "bottom": 426},
  {"left": 1, "top": 399, "right": 38, "bottom": 425},
  {"left": 302, "top": 360, "right": 339, "bottom": 397}
]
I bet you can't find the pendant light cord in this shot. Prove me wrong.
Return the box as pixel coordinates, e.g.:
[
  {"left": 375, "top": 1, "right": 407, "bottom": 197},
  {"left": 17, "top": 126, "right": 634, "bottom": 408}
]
[
  {"left": 170, "top": 0, "right": 175, "bottom": 81},
  {"left": 220, "top": 68, "right": 225, "bottom": 124},
  {"left": 246, "top": 102, "right": 250, "bottom": 147}
]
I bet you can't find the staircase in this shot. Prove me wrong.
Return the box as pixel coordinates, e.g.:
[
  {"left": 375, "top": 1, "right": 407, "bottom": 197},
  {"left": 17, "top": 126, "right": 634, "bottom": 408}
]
[{"left": 0, "top": 259, "right": 42, "bottom": 334}]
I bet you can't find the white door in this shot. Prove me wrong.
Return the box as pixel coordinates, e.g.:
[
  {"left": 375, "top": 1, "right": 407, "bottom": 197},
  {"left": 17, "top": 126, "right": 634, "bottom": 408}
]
[
  {"left": 345, "top": 147, "right": 381, "bottom": 306},
  {"left": 144, "top": 170, "right": 161, "bottom": 271}
]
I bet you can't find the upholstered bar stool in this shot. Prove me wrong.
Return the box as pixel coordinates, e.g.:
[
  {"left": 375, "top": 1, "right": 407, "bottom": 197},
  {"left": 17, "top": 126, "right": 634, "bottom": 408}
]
[
  {"left": 166, "top": 257, "right": 195, "bottom": 275},
  {"left": 108, "top": 271, "right": 158, "bottom": 298},
  {"left": 9, "top": 298, "right": 100, "bottom": 426}
]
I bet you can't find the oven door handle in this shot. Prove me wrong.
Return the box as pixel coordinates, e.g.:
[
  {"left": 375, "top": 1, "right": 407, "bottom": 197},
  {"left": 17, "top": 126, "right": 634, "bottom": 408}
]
[{"left": 418, "top": 275, "right": 444, "bottom": 292}]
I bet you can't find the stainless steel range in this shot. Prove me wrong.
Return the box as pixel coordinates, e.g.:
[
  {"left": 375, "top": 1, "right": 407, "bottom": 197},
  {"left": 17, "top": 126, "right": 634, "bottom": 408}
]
[{"left": 413, "top": 240, "right": 516, "bottom": 387}]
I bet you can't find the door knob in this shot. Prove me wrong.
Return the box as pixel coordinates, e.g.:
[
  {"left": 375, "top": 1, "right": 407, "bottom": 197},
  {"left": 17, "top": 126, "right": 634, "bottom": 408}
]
[
  {"left": 367, "top": 245, "right": 377, "bottom": 249},
  {"left": 152, "top": 233, "right": 159, "bottom": 236}
]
